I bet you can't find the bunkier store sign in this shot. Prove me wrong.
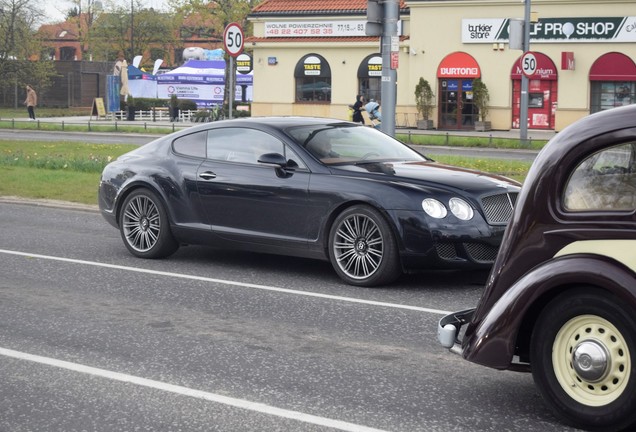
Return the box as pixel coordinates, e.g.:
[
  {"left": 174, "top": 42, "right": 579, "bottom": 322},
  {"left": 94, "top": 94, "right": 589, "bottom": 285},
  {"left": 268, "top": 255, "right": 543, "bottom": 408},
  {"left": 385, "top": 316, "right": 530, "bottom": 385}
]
[{"left": 462, "top": 17, "right": 636, "bottom": 43}]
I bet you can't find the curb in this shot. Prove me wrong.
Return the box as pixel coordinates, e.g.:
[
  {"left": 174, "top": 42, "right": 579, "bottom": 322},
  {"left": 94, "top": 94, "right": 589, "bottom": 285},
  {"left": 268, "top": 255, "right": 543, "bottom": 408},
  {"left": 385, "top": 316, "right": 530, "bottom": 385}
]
[{"left": 0, "top": 196, "right": 99, "bottom": 213}]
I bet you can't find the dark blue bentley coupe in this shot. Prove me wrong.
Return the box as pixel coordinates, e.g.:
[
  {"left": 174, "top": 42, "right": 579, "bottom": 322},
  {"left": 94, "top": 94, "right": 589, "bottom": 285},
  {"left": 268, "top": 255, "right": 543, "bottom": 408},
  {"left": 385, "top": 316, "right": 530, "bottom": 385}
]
[{"left": 99, "top": 117, "right": 520, "bottom": 286}]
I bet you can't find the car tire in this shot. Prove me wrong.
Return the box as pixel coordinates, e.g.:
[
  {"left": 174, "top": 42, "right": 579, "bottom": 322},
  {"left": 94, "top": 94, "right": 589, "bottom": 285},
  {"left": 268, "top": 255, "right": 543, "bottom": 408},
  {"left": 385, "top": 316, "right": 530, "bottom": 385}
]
[
  {"left": 119, "top": 189, "right": 179, "bottom": 259},
  {"left": 530, "top": 288, "right": 636, "bottom": 432},
  {"left": 328, "top": 205, "right": 401, "bottom": 287}
]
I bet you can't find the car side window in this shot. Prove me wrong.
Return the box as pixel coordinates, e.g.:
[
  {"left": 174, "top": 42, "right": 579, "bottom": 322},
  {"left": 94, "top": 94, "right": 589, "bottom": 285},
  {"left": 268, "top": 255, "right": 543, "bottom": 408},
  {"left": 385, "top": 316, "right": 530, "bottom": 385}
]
[
  {"left": 206, "top": 128, "right": 285, "bottom": 164},
  {"left": 172, "top": 131, "right": 207, "bottom": 158},
  {"left": 563, "top": 142, "right": 636, "bottom": 211},
  {"left": 283, "top": 146, "right": 307, "bottom": 170}
]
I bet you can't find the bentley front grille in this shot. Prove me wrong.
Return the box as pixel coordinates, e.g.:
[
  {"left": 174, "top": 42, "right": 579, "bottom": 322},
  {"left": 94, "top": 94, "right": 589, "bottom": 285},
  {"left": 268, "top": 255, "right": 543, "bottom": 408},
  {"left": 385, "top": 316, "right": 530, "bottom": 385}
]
[{"left": 481, "top": 192, "right": 518, "bottom": 225}]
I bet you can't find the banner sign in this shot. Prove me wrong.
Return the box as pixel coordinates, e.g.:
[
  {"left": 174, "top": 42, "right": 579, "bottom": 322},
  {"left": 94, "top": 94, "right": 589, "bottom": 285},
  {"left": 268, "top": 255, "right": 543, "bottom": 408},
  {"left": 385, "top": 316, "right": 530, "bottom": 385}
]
[
  {"left": 156, "top": 84, "right": 252, "bottom": 108},
  {"left": 462, "top": 17, "right": 636, "bottom": 43},
  {"left": 264, "top": 20, "right": 402, "bottom": 37}
]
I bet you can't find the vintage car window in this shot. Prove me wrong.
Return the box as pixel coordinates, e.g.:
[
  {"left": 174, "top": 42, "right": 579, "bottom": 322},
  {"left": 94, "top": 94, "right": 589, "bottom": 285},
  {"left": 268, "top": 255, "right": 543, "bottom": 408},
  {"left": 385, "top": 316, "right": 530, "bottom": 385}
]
[
  {"left": 172, "top": 131, "right": 207, "bottom": 158},
  {"left": 563, "top": 142, "right": 636, "bottom": 211},
  {"left": 206, "top": 128, "right": 284, "bottom": 164}
]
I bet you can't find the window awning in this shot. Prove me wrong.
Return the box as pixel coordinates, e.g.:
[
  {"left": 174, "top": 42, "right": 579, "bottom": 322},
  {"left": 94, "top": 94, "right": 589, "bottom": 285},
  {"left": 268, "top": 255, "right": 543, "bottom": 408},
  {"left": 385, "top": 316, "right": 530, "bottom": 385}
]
[
  {"left": 590, "top": 52, "right": 636, "bottom": 81},
  {"left": 437, "top": 52, "right": 480, "bottom": 78}
]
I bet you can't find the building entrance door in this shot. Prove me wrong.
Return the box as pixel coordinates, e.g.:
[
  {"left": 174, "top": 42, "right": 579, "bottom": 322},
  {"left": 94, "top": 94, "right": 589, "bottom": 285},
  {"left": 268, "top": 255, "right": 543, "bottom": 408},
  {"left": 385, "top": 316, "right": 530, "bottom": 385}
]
[{"left": 439, "top": 79, "right": 476, "bottom": 130}]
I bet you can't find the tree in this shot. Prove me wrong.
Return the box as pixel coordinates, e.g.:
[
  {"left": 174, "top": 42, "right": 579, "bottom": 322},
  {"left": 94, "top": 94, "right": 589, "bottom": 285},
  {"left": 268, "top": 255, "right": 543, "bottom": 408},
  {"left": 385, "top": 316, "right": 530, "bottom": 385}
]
[
  {"left": 0, "top": 0, "right": 56, "bottom": 106},
  {"left": 414, "top": 77, "right": 434, "bottom": 121},
  {"left": 472, "top": 77, "right": 490, "bottom": 122},
  {"left": 169, "top": 0, "right": 263, "bottom": 107},
  {"left": 89, "top": 2, "right": 177, "bottom": 66}
]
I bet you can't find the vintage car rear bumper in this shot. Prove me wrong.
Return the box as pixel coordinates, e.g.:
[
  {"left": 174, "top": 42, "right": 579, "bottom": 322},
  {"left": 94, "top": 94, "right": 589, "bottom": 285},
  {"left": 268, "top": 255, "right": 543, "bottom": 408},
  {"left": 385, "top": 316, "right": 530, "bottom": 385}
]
[{"left": 437, "top": 308, "right": 475, "bottom": 354}]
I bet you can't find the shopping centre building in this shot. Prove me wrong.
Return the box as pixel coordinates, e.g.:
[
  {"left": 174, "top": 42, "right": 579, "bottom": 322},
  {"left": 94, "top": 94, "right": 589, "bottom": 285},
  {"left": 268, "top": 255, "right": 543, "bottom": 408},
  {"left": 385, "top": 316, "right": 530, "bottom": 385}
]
[{"left": 246, "top": 0, "right": 636, "bottom": 131}]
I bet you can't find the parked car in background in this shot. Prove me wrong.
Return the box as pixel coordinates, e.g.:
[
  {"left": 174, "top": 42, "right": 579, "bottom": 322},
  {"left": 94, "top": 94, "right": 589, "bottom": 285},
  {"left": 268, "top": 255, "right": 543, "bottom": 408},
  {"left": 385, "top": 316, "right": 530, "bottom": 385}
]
[
  {"left": 99, "top": 117, "right": 520, "bottom": 286},
  {"left": 438, "top": 104, "right": 636, "bottom": 431}
]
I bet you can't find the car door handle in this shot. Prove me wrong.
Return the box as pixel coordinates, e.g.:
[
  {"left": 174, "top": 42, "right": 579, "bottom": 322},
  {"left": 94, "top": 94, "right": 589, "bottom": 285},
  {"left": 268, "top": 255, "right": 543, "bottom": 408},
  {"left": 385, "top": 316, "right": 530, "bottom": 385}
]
[{"left": 199, "top": 171, "right": 217, "bottom": 180}]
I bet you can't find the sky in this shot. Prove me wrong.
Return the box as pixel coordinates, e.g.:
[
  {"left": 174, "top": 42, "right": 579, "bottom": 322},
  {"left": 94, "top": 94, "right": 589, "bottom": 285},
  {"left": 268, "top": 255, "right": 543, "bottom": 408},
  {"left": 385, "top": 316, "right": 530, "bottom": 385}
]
[{"left": 42, "top": 0, "right": 169, "bottom": 24}]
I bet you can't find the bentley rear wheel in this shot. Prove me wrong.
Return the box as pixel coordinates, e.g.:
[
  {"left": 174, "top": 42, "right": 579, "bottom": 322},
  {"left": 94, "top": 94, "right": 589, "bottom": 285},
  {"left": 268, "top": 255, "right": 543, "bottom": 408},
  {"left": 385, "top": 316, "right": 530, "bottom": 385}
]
[{"left": 119, "top": 189, "right": 179, "bottom": 259}]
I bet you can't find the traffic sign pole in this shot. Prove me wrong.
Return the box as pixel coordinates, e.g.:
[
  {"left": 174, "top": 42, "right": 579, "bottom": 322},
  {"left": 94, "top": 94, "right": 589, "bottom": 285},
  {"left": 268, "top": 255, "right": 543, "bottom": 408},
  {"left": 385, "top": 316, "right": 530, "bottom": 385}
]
[
  {"left": 224, "top": 23, "right": 244, "bottom": 119},
  {"left": 520, "top": 0, "right": 532, "bottom": 146}
]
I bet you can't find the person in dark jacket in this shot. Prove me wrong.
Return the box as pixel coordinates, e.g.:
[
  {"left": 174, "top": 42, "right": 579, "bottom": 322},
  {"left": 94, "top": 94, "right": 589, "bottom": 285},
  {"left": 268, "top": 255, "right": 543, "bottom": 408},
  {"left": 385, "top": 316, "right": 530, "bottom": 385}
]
[{"left": 352, "top": 94, "right": 365, "bottom": 124}]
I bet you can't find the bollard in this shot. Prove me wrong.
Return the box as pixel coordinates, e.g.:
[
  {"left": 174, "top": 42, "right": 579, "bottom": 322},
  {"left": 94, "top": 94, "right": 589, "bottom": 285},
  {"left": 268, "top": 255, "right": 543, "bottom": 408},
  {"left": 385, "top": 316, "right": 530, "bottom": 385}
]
[
  {"left": 489, "top": 134, "right": 493, "bottom": 146},
  {"left": 445, "top": 132, "right": 449, "bottom": 145},
  {"left": 62, "top": 121, "right": 65, "bottom": 131},
  {"left": 88, "top": 121, "right": 91, "bottom": 132}
]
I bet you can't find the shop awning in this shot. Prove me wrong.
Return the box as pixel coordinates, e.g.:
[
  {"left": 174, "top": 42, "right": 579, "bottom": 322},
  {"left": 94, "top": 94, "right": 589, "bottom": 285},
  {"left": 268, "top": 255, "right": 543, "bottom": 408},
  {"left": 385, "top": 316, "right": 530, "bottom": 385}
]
[
  {"left": 590, "top": 52, "right": 636, "bottom": 81},
  {"left": 437, "top": 52, "right": 480, "bottom": 78}
]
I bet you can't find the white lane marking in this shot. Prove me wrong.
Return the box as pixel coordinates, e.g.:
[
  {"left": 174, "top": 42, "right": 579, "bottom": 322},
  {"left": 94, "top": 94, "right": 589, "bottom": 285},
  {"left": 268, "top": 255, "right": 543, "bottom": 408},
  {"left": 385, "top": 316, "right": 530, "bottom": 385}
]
[
  {"left": 0, "top": 347, "right": 389, "bottom": 432},
  {"left": 0, "top": 249, "right": 451, "bottom": 315}
]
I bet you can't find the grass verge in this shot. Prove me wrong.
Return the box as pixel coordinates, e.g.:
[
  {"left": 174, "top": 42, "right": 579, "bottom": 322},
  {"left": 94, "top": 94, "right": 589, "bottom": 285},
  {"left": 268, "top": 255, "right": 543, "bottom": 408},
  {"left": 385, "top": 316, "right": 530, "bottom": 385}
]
[
  {"left": 0, "top": 140, "right": 137, "bottom": 205},
  {"left": 0, "top": 140, "right": 529, "bottom": 206},
  {"left": 396, "top": 132, "right": 547, "bottom": 150}
]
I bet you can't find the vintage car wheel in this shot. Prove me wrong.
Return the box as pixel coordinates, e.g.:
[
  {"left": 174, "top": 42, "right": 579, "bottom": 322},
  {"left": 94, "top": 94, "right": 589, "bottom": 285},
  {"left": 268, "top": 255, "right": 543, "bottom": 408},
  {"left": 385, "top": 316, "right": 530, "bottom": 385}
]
[
  {"left": 328, "top": 205, "right": 401, "bottom": 287},
  {"left": 530, "top": 288, "right": 636, "bottom": 431},
  {"left": 119, "top": 189, "right": 179, "bottom": 259}
]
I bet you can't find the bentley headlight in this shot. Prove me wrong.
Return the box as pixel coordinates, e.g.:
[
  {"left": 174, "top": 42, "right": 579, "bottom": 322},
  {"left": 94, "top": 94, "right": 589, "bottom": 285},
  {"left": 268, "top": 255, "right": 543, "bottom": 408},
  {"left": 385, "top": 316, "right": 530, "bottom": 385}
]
[
  {"left": 449, "top": 197, "right": 474, "bottom": 220},
  {"left": 422, "top": 198, "right": 447, "bottom": 218}
]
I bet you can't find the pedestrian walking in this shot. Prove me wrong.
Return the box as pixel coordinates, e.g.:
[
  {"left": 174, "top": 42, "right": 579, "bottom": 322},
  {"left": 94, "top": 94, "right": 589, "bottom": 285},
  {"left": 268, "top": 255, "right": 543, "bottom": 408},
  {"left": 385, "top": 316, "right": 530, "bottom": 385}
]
[
  {"left": 352, "top": 94, "right": 365, "bottom": 124},
  {"left": 364, "top": 100, "right": 381, "bottom": 128},
  {"left": 24, "top": 85, "right": 37, "bottom": 120}
]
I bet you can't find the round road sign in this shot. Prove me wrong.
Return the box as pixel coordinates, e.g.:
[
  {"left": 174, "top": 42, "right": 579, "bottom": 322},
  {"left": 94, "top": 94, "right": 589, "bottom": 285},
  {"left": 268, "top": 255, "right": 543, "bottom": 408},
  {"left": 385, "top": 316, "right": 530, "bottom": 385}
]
[
  {"left": 521, "top": 51, "right": 537, "bottom": 78},
  {"left": 224, "top": 23, "right": 244, "bottom": 57}
]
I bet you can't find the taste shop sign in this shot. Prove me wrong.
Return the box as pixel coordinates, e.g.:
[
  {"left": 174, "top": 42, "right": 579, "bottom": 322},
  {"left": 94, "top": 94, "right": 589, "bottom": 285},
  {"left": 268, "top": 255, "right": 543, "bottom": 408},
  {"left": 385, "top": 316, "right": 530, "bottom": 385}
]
[{"left": 462, "top": 17, "right": 636, "bottom": 43}]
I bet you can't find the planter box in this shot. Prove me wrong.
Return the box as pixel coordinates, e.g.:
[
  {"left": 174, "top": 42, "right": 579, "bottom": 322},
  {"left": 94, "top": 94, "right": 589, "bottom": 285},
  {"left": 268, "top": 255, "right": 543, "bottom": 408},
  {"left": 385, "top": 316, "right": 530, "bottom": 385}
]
[
  {"left": 475, "top": 121, "right": 491, "bottom": 132},
  {"left": 416, "top": 119, "right": 434, "bottom": 130}
]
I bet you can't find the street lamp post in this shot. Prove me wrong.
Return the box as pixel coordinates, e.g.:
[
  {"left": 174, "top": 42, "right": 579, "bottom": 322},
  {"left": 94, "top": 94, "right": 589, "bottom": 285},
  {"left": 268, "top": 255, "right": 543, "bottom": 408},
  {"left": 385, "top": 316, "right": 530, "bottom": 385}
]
[{"left": 130, "top": 0, "right": 134, "bottom": 60}]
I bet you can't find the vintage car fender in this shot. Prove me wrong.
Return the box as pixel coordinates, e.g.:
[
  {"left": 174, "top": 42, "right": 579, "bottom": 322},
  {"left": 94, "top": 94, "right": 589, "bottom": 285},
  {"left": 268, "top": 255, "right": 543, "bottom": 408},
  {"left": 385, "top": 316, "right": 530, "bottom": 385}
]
[{"left": 462, "top": 247, "right": 636, "bottom": 370}]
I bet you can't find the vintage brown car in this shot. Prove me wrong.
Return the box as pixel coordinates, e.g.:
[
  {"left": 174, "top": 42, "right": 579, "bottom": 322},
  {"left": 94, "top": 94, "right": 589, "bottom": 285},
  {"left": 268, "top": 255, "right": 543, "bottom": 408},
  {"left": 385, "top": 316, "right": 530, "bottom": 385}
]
[{"left": 438, "top": 103, "right": 636, "bottom": 431}]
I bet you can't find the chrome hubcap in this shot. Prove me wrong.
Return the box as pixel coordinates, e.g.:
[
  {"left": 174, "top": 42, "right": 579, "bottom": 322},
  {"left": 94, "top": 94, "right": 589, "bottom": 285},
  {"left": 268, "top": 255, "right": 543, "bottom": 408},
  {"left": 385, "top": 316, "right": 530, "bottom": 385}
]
[
  {"left": 572, "top": 339, "right": 609, "bottom": 382},
  {"left": 333, "top": 214, "right": 383, "bottom": 280},
  {"left": 123, "top": 196, "right": 160, "bottom": 252}
]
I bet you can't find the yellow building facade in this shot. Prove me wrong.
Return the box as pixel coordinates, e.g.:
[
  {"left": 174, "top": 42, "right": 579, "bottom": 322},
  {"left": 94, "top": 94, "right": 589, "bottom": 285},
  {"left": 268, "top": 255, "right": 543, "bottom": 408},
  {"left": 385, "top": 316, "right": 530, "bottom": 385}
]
[{"left": 248, "top": 0, "right": 636, "bottom": 131}]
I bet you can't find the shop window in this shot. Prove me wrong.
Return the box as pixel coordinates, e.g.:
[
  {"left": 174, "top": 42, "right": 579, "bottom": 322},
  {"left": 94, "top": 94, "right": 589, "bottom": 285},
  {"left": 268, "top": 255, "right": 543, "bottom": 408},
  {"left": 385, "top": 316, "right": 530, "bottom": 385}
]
[
  {"left": 294, "top": 54, "right": 331, "bottom": 103},
  {"left": 174, "top": 48, "right": 184, "bottom": 65},
  {"left": 590, "top": 82, "right": 635, "bottom": 113},
  {"left": 358, "top": 54, "right": 382, "bottom": 103},
  {"left": 41, "top": 47, "right": 55, "bottom": 61},
  {"left": 59, "top": 46, "right": 77, "bottom": 61},
  {"left": 149, "top": 48, "right": 166, "bottom": 63}
]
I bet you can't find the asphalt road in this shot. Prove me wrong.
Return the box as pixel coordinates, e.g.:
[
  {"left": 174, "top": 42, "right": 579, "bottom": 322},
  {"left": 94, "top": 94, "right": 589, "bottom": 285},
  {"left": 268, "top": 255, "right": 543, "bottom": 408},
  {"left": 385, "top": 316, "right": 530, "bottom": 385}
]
[{"left": 0, "top": 201, "right": 582, "bottom": 431}]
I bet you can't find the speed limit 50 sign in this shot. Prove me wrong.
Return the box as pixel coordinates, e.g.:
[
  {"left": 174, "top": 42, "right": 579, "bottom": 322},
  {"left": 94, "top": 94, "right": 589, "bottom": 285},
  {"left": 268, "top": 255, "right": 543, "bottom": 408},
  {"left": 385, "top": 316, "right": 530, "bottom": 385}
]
[
  {"left": 521, "top": 51, "right": 537, "bottom": 78},
  {"left": 224, "top": 23, "right": 244, "bottom": 57}
]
